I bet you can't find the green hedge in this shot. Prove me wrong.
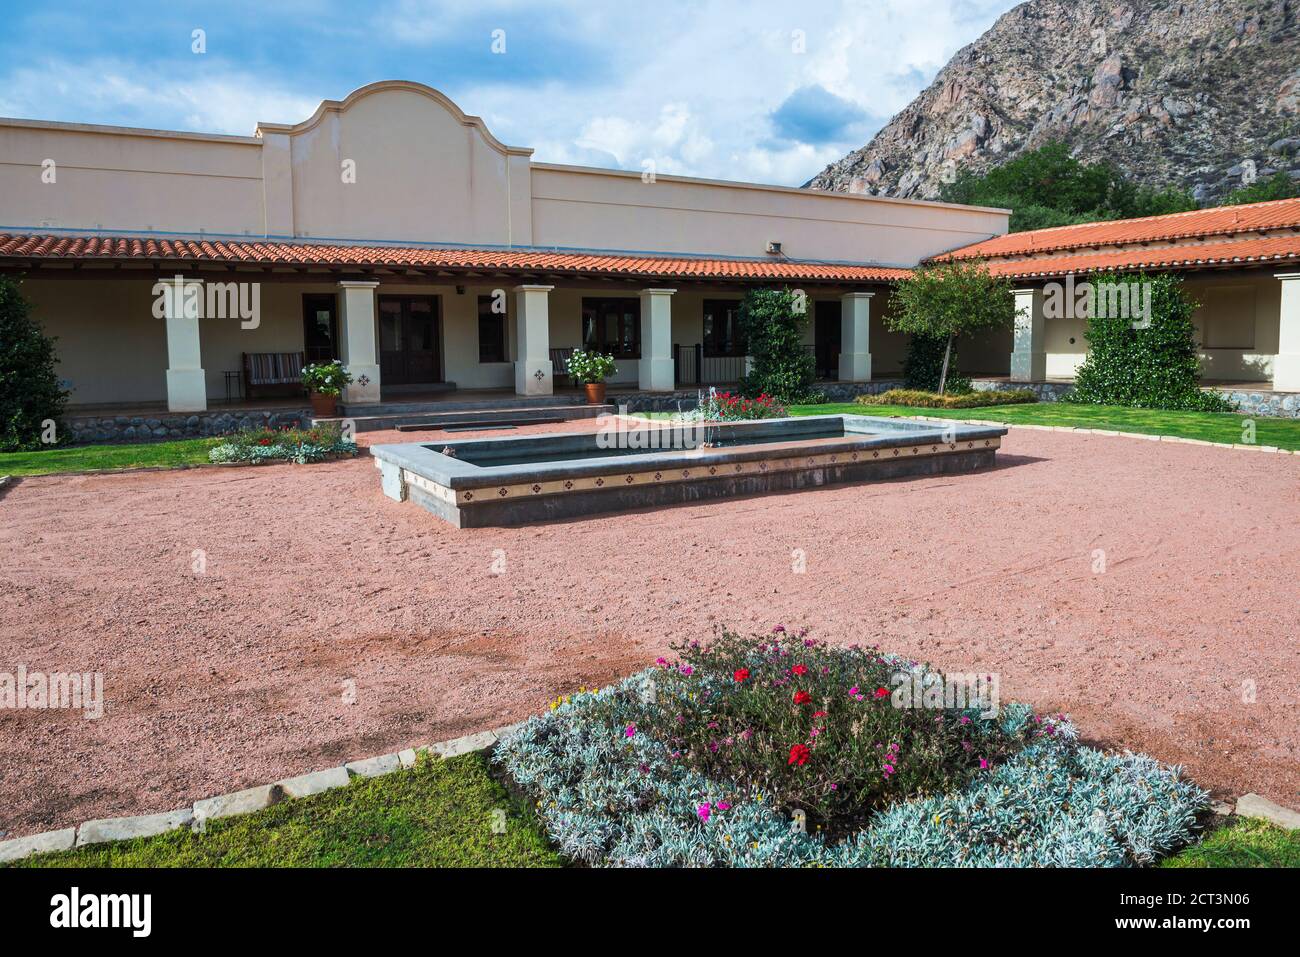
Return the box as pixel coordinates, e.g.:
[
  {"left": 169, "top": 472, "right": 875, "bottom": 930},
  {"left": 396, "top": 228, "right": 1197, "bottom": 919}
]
[
  {"left": 855, "top": 388, "right": 1039, "bottom": 409},
  {"left": 1065, "top": 272, "right": 1231, "bottom": 412}
]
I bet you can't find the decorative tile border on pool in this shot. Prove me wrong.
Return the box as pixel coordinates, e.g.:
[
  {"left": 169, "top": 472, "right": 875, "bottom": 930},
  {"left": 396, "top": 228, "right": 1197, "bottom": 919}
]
[
  {"left": 400, "top": 437, "right": 1002, "bottom": 506},
  {"left": 373, "top": 415, "right": 1010, "bottom": 526}
]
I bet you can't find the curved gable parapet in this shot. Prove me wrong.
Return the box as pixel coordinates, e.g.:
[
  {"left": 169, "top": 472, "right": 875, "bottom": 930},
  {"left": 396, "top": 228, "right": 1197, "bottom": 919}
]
[{"left": 254, "top": 79, "right": 533, "bottom": 157}]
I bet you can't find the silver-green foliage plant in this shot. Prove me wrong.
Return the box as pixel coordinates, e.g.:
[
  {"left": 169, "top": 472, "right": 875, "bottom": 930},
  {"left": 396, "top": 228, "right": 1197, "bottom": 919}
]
[{"left": 495, "top": 640, "right": 1207, "bottom": 868}]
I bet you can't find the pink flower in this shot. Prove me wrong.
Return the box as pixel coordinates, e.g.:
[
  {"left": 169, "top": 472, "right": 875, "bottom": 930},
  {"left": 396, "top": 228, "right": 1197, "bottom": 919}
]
[
  {"left": 697, "top": 803, "right": 712, "bottom": 822},
  {"left": 716, "top": 801, "right": 731, "bottom": 811},
  {"left": 655, "top": 657, "right": 669, "bottom": 667},
  {"left": 979, "top": 758, "right": 990, "bottom": 770},
  {"left": 624, "top": 724, "right": 637, "bottom": 738},
  {"left": 679, "top": 665, "right": 694, "bottom": 676}
]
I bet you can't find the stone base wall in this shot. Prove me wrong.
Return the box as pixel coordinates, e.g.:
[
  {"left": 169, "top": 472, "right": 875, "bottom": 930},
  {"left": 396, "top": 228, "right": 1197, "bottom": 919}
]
[
  {"left": 67, "top": 408, "right": 311, "bottom": 444},
  {"left": 61, "top": 381, "right": 1300, "bottom": 444},
  {"left": 970, "top": 379, "right": 1075, "bottom": 402},
  {"left": 1217, "top": 388, "right": 1300, "bottom": 419},
  {"left": 611, "top": 381, "right": 903, "bottom": 412}
]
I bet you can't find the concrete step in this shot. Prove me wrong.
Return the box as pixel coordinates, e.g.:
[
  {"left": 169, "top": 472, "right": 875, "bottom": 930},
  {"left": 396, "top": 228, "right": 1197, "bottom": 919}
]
[
  {"left": 315, "top": 403, "right": 614, "bottom": 433},
  {"left": 338, "top": 394, "right": 587, "bottom": 417}
]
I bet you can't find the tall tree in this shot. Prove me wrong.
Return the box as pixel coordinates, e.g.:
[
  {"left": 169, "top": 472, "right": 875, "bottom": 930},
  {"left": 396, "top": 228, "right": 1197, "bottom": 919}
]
[
  {"left": 0, "top": 276, "right": 68, "bottom": 451},
  {"left": 888, "top": 260, "right": 1015, "bottom": 395}
]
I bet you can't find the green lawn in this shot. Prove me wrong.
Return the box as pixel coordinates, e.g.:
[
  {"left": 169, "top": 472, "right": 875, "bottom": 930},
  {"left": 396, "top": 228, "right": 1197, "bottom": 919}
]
[
  {"left": 1160, "top": 817, "right": 1300, "bottom": 868},
  {"left": 0, "top": 437, "right": 220, "bottom": 476},
  {"left": 786, "top": 401, "right": 1300, "bottom": 451},
  {"left": 9, "top": 753, "right": 562, "bottom": 868},
  {"left": 10, "top": 748, "right": 1290, "bottom": 868}
]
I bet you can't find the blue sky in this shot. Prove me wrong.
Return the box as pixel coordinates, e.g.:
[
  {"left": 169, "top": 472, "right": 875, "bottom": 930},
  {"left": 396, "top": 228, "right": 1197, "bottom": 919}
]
[{"left": 0, "top": 0, "right": 1019, "bottom": 186}]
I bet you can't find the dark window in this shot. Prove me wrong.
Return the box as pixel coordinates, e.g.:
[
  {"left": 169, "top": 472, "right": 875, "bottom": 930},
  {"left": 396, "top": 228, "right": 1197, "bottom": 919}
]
[
  {"left": 581, "top": 297, "right": 640, "bottom": 358},
  {"left": 477, "top": 295, "right": 508, "bottom": 363},
  {"left": 703, "top": 299, "right": 745, "bottom": 357},
  {"left": 301, "top": 294, "right": 339, "bottom": 363}
]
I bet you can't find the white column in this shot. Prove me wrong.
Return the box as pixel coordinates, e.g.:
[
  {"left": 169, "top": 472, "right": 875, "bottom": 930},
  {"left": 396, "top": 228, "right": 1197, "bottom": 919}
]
[
  {"left": 1274, "top": 273, "right": 1300, "bottom": 391},
  {"left": 639, "top": 288, "right": 676, "bottom": 391},
  {"left": 162, "top": 277, "right": 207, "bottom": 412},
  {"left": 1010, "top": 287, "right": 1047, "bottom": 381},
  {"left": 839, "top": 291, "right": 873, "bottom": 381},
  {"left": 338, "top": 281, "right": 381, "bottom": 405},
  {"left": 514, "top": 284, "right": 554, "bottom": 396}
]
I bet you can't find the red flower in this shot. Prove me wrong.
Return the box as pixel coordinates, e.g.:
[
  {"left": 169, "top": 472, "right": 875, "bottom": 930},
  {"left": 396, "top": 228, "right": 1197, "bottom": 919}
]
[
  {"left": 258, "top": 438, "right": 272, "bottom": 446},
  {"left": 874, "top": 687, "right": 890, "bottom": 699},
  {"left": 788, "top": 743, "right": 810, "bottom": 766},
  {"left": 791, "top": 664, "right": 808, "bottom": 676},
  {"left": 733, "top": 668, "right": 750, "bottom": 683},
  {"left": 813, "top": 710, "right": 827, "bottom": 718},
  {"left": 793, "top": 690, "right": 812, "bottom": 705}
]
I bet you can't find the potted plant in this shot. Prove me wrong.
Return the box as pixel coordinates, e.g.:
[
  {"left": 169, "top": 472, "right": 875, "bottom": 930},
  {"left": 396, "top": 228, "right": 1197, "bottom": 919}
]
[
  {"left": 566, "top": 349, "right": 617, "bottom": 404},
  {"left": 301, "top": 360, "right": 353, "bottom": 417}
]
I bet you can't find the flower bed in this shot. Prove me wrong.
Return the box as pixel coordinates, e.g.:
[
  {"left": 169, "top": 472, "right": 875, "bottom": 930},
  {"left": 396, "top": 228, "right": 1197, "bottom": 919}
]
[
  {"left": 495, "top": 629, "right": 1207, "bottom": 867},
  {"left": 689, "top": 390, "right": 787, "bottom": 421},
  {"left": 208, "top": 422, "right": 358, "bottom": 465},
  {"left": 855, "top": 388, "right": 1039, "bottom": 409}
]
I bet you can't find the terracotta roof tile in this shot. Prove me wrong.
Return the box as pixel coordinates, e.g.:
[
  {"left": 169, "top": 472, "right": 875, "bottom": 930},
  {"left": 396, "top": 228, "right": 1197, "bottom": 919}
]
[
  {"left": 936, "top": 197, "right": 1300, "bottom": 261},
  {"left": 981, "top": 235, "right": 1300, "bottom": 279},
  {"left": 0, "top": 233, "right": 910, "bottom": 283}
]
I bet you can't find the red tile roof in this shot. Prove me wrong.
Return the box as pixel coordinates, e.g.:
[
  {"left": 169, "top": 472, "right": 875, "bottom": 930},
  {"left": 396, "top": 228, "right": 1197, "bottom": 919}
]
[
  {"left": 980, "top": 235, "right": 1300, "bottom": 280},
  {"left": 937, "top": 197, "right": 1300, "bottom": 261},
  {"left": 0, "top": 233, "right": 910, "bottom": 283}
]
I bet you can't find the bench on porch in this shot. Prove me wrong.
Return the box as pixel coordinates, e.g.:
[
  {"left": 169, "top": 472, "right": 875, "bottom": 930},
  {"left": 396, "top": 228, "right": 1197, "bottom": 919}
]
[
  {"left": 549, "top": 347, "right": 575, "bottom": 385},
  {"left": 243, "top": 352, "right": 306, "bottom": 399}
]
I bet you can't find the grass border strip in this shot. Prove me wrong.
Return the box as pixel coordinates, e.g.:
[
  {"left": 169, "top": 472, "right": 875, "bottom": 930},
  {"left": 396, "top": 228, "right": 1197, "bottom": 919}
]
[
  {"left": 907, "top": 416, "right": 1298, "bottom": 454},
  {"left": 0, "top": 725, "right": 518, "bottom": 863}
]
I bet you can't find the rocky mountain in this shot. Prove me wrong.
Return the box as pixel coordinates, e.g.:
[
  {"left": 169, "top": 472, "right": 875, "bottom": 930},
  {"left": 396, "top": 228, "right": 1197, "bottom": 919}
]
[{"left": 806, "top": 0, "right": 1300, "bottom": 205}]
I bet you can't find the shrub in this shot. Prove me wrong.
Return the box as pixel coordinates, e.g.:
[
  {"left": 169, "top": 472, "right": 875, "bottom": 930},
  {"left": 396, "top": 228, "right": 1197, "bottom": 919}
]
[
  {"left": 856, "top": 388, "right": 1038, "bottom": 409},
  {"left": 1064, "top": 272, "right": 1232, "bottom": 412},
  {"left": 689, "top": 390, "right": 785, "bottom": 421},
  {"left": 494, "top": 629, "right": 1208, "bottom": 868},
  {"left": 208, "top": 421, "right": 357, "bottom": 465},
  {"left": 736, "top": 288, "right": 816, "bottom": 403},
  {"left": 889, "top": 260, "right": 1015, "bottom": 394},
  {"left": 902, "top": 334, "right": 973, "bottom": 394},
  {"left": 0, "top": 276, "right": 68, "bottom": 452},
  {"left": 636, "top": 630, "right": 1033, "bottom": 834},
  {"left": 301, "top": 360, "right": 352, "bottom": 397},
  {"left": 566, "top": 350, "right": 617, "bottom": 385}
]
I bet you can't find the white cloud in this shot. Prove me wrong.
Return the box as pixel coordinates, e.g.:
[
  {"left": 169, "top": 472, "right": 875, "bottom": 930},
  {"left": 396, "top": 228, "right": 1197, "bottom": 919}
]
[
  {"left": 0, "top": 61, "right": 317, "bottom": 135},
  {"left": 456, "top": 0, "right": 1019, "bottom": 184},
  {"left": 0, "top": 1, "right": 1021, "bottom": 185}
]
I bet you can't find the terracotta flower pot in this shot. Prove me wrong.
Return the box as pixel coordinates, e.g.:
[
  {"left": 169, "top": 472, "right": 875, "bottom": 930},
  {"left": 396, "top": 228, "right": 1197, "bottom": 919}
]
[
  {"left": 310, "top": 392, "right": 338, "bottom": 417},
  {"left": 584, "top": 382, "right": 607, "bottom": 405}
]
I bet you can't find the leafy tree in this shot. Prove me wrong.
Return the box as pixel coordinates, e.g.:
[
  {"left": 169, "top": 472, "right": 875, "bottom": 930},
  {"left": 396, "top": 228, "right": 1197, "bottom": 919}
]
[
  {"left": 1224, "top": 171, "right": 1299, "bottom": 206},
  {"left": 0, "top": 276, "right": 68, "bottom": 452},
  {"left": 902, "top": 334, "right": 972, "bottom": 395},
  {"left": 1064, "top": 271, "right": 1231, "bottom": 412},
  {"left": 940, "top": 142, "right": 1198, "bottom": 232},
  {"left": 736, "top": 287, "right": 816, "bottom": 403},
  {"left": 888, "top": 260, "right": 1014, "bottom": 394}
]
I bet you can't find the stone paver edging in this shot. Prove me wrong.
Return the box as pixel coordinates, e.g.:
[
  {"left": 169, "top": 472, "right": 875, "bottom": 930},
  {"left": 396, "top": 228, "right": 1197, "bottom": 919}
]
[
  {"left": 1, "top": 716, "right": 1296, "bottom": 863},
  {"left": 933, "top": 417, "right": 1297, "bottom": 454},
  {"left": 0, "top": 721, "right": 524, "bottom": 863},
  {"left": 622, "top": 413, "right": 1296, "bottom": 456}
]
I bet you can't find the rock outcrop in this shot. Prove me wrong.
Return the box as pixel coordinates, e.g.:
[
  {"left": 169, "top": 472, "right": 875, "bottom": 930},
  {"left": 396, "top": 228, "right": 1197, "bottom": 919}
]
[{"left": 806, "top": 0, "right": 1300, "bottom": 204}]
